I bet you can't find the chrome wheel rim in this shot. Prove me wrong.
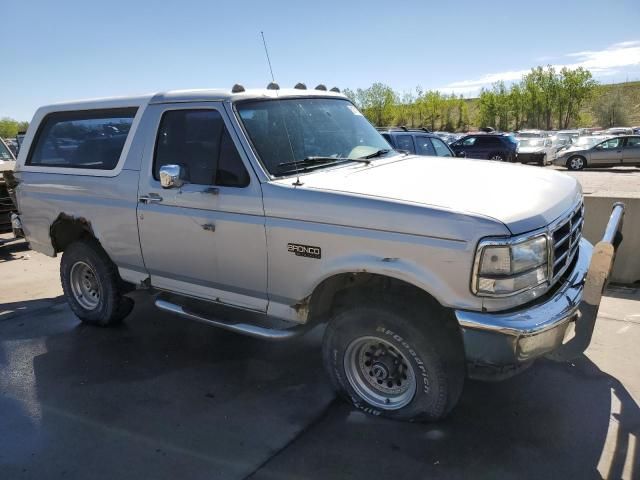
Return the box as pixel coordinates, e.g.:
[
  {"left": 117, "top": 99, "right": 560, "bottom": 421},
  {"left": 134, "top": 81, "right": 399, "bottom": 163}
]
[
  {"left": 570, "top": 157, "right": 583, "bottom": 169},
  {"left": 490, "top": 154, "right": 505, "bottom": 161},
  {"left": 344, "top": 336, "right": 417, "bottom": 410},
  {"left": 70, "top": 261, "right": 101, "bottom": 310}
]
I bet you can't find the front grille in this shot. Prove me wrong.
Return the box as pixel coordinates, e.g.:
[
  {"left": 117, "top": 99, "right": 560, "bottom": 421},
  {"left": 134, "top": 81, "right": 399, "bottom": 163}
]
[{"left": 551, "top": 202, "right": 584, "bottom": 281}]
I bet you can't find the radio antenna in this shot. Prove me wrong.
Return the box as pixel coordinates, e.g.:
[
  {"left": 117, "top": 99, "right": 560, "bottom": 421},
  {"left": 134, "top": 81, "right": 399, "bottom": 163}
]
[{"left": 261, "top": 31, "right": 276, "bottom": 83}]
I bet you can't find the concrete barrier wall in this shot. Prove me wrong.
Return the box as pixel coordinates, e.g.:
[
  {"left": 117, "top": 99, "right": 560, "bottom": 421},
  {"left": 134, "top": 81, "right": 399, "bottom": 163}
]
[{"left": 582, "top": 195, "right": 640, "bottom": 285}]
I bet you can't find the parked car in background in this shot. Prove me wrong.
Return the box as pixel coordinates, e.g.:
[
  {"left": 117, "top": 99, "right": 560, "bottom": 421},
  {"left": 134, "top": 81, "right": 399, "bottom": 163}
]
[
  {"left": 16, "top": 132, "right": 26, "bottom": 154},
  {"left": 378, "top": 127, "right": 455, "bottom": 157},
  {"left": 433, "top": 131, "right": 460, "bottom": 145},
  {"left": 450, "top": 133, "right": 518, "bottom": 162},
  {"left": 554, "top": 135, "right": 640, "bottom": 170},
  {"left": 515, "top": 129, "right": 549, "bottom": 139},
  {"left": 606, "top": 127, "right": 633, "bottom": 136},
  {"left": 0, "top": 138, "right": 17, "bottom": 234},
  {"left": 515, "top": 133, "right": 554, "bottom": 166},
  {"left": 552, "top": 130, "right": 580, "bottom": 149}
]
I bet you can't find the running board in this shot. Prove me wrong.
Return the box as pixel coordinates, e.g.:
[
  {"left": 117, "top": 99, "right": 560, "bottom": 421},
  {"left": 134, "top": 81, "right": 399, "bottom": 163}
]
[{"left": 154, "top": 298, "right": 307, "bottom": 341}]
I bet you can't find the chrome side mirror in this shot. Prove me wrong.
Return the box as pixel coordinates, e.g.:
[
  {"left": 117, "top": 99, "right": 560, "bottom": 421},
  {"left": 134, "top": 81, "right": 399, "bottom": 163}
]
[{"left": 159, "top": 164, "right": 187, "bottom": 189}]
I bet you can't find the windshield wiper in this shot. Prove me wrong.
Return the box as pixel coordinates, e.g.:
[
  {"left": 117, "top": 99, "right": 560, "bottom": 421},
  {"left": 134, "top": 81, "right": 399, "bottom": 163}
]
[
  {"left": 358, "top": 148, "right": 391, "bottom": 159},
  {"left": 277, "top": 156, "right": 371, "bottom": 172}
]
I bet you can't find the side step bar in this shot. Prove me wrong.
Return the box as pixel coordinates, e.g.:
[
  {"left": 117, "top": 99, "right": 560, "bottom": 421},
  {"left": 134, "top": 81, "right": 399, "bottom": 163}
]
[{"left": 154, "top": 299, "right": 308, "bottom": 341}]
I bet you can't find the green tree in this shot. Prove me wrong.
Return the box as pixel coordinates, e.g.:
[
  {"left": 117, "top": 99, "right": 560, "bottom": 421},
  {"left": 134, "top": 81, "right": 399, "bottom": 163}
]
[
  {"left": 558, "top": 67, "right": 596, "bottom": 128},
  {"left": 456, "top": 95, "right": 470, "bottom": 131},
  {"left": 0, "top": 118, "right": 29, "bottom": 139},
  {"left": 478, "top": 88, "right": 497, "bottom": 128},
  {"left": 359, "top": 83, "right": 396, "bottom": 126}
]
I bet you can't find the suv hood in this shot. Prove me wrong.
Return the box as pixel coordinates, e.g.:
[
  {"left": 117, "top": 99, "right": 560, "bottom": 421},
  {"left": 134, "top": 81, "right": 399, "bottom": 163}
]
[{"left": 279, "top": 156, "right": 581, "bottom": 234}]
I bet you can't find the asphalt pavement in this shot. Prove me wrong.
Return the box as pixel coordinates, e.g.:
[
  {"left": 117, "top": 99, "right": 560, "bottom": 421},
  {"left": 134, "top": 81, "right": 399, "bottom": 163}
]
[{"left": 1, "top": 237, "right": 639, "bottom": 480}]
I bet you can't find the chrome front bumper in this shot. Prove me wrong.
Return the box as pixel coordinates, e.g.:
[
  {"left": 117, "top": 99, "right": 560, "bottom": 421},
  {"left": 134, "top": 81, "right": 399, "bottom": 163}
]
[{"left": 455, "top": 203, "right": 625, "bottom": 378}]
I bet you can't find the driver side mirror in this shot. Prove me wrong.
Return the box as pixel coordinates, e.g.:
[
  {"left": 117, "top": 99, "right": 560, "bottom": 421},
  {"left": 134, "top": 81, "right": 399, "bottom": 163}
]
[
  {"left": 159, "top": 164, "right": 188, "bottom": 189},
  {"left": 456, "top": 151, "right": 467, "bottom": 158}
]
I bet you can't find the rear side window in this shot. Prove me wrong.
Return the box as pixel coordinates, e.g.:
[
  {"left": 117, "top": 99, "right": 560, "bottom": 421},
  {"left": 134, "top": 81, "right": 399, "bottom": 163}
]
[
  {"left": 414, "top": 136, "right": 436, "bottom": 156},
  {"left": 476, "top": 136, "right": 501, "bottom": 147},
  {"left": 395, "top": 135, "right": 415, "bottom": 153},
  {"left": 154, "top": 109, "right": 249, "bottom": 187},
  {"left": 27, "top": 108, "right": 137, "bottom": 170}
]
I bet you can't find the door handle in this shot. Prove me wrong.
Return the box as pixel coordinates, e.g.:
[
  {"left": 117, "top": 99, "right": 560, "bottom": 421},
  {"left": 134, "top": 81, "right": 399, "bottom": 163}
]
[
  {"left": 139, "top": 194, "right": 163, "bottom": 204},
  {"left": 201, "top": 223, "right": 216, "bottom": 232}
]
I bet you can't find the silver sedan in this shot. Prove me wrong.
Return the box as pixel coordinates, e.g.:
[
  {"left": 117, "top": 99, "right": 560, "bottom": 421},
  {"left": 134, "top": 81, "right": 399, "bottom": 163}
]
[{"left": 554, "top": 135, "right": 640, "bottom": 170}]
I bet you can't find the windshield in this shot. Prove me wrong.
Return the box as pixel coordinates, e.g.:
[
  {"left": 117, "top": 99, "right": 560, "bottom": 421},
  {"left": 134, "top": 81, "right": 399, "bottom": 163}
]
[
  {"left": 0, "top": 140, "right": 14, "bottom": 161},
  {"left": 518, "top": 138, "right": 544, "bottom": 147},
  {"left": 236, "top": 98, "right": 391, "bottom": 177}
]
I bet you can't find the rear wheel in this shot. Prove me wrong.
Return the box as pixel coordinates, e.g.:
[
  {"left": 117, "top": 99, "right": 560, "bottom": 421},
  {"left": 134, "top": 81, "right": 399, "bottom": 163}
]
[
  {"left": 567, "top": 156, "right": 586, "bottom": 171},
  {"left": 60, "top": 239, "right": 134, "bottom": 326},
  {"left": 322, "top": 296, "right": 465, "bottom": 422},
  {"left": 488, "top": 152, "right": 505, "bottom": 161}
]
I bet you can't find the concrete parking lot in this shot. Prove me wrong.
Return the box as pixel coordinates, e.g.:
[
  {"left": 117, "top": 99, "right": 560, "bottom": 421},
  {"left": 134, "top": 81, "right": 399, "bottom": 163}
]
[
  {"left": 0, "top": 233, "right": 638, "bottom": 480},
  {"left": 552, "top": 165, "right": 640, "bottom": 198}
]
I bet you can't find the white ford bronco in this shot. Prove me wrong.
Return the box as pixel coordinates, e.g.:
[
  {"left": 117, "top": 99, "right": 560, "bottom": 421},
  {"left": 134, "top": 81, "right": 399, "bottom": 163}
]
[{"left": 13, "top": 85, "right": 625, "bottom": 421}]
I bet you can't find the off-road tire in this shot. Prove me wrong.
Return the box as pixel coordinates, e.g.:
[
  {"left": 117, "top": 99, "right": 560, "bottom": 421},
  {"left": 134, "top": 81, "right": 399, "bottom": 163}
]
[
  {"left": 60, "top": 239, "right": 134, "bottom": 326},
  {"left": 322, "top": 295, "right": 465, "bottom": 422},
  {"left": 566, "top": 155, "right": 586, "bottom": 171}
]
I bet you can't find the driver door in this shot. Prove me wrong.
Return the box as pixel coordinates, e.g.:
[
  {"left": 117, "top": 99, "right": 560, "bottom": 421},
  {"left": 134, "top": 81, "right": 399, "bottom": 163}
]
[
  {"left": 591, "top": 137, "right": 623, "bottom": 166},
  {"left": 137, "top": 103, "right": 268, "bottom": 311}
]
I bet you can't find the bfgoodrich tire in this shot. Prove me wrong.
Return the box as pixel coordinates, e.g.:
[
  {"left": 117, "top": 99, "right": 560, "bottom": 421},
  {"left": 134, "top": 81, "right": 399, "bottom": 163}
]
[
  {"left": 60, "top": 239, "right": 134, "bottom": 326},
  {"left": 322, "top": 297, "right": 465, "bottom": 422}
]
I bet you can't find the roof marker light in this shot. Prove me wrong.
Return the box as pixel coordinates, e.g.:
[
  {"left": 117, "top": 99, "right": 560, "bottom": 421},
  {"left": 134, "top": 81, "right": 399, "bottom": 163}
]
[
  {"left": 231, "top": 84, "right": 245, "bottom": 93},
  {"left": 294, "top": 83, "right": 307, "bottom": 90},
  {"left": 267, "top": 82, "right": 280, "bottom": 90},
  {"left": 315, "top": 84, "right": 327, "bottom": 91}
]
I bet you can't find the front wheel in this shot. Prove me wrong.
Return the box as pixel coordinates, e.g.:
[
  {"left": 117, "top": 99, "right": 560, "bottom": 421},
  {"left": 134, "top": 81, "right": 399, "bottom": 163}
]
[
  {"left": 322, "top": 298, "right": 465, "bottom": 422},
  {"left": 61, "top": 239, "right": 134, "bottom": 326},
  {"left": 567, "top": 156, "right": 586, "bottom": 171}
]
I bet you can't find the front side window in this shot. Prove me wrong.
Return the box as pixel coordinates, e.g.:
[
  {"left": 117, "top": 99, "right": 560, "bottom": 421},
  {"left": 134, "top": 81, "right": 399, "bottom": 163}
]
[
  {"left": 414, "top": 136, "right": 435, "bottom": 156},
  {"left": 236, "top": 98, "right": 391, "bottom": 177},
  {"left": 154, "top": 109, "right": 249, "bottom": 187},
  {"left": 27, "top": 108, "right": 137, "bottom": 169},
  {"left": 462, "top": 136, "right": 476, "bottom": 146},
  {"left": 431, "top": 137, "right": 453, "bottom": 157},
  {"left": 597, "top": 138, "right": 622, "bottom": 150}
]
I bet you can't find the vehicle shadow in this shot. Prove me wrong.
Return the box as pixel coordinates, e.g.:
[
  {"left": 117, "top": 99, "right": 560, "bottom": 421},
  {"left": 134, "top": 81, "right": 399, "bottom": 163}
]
[
  {"left": 251, "top": 355, "right": 639, "bottom": 480},
  {"left": 0, "top": 295, "right": 335, "bottom": 479},
  {"left": 0, "top": 295, "right": 637, "bottom": 479}
]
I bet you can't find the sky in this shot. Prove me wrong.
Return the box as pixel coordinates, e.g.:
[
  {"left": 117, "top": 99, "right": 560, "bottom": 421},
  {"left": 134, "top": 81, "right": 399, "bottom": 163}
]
[{"left": 2, "top": 0, "right": 640, "bottom": 121}]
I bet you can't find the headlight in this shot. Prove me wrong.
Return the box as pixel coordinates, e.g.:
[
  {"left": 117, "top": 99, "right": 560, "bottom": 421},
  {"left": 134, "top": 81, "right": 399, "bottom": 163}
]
[{"left": 473, "top": 235, "right": 549, "bottom": 296}]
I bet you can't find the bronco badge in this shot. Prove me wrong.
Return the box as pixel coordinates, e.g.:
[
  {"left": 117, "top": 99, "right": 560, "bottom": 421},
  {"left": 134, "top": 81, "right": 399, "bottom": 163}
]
[{"left": 287, "top": 243, "right": 321, "bottom": 259}]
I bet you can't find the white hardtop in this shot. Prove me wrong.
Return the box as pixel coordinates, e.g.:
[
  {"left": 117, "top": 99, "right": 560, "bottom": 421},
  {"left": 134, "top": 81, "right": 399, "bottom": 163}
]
[{"left": 34, "top": 87, "right": 347, "bottom": 115}]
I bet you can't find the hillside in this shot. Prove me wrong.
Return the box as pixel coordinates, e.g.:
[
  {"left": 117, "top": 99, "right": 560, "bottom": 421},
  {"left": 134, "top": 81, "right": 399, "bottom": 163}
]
[{"left": 463, "top": 80, "right": 640, "bottom": 129}]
